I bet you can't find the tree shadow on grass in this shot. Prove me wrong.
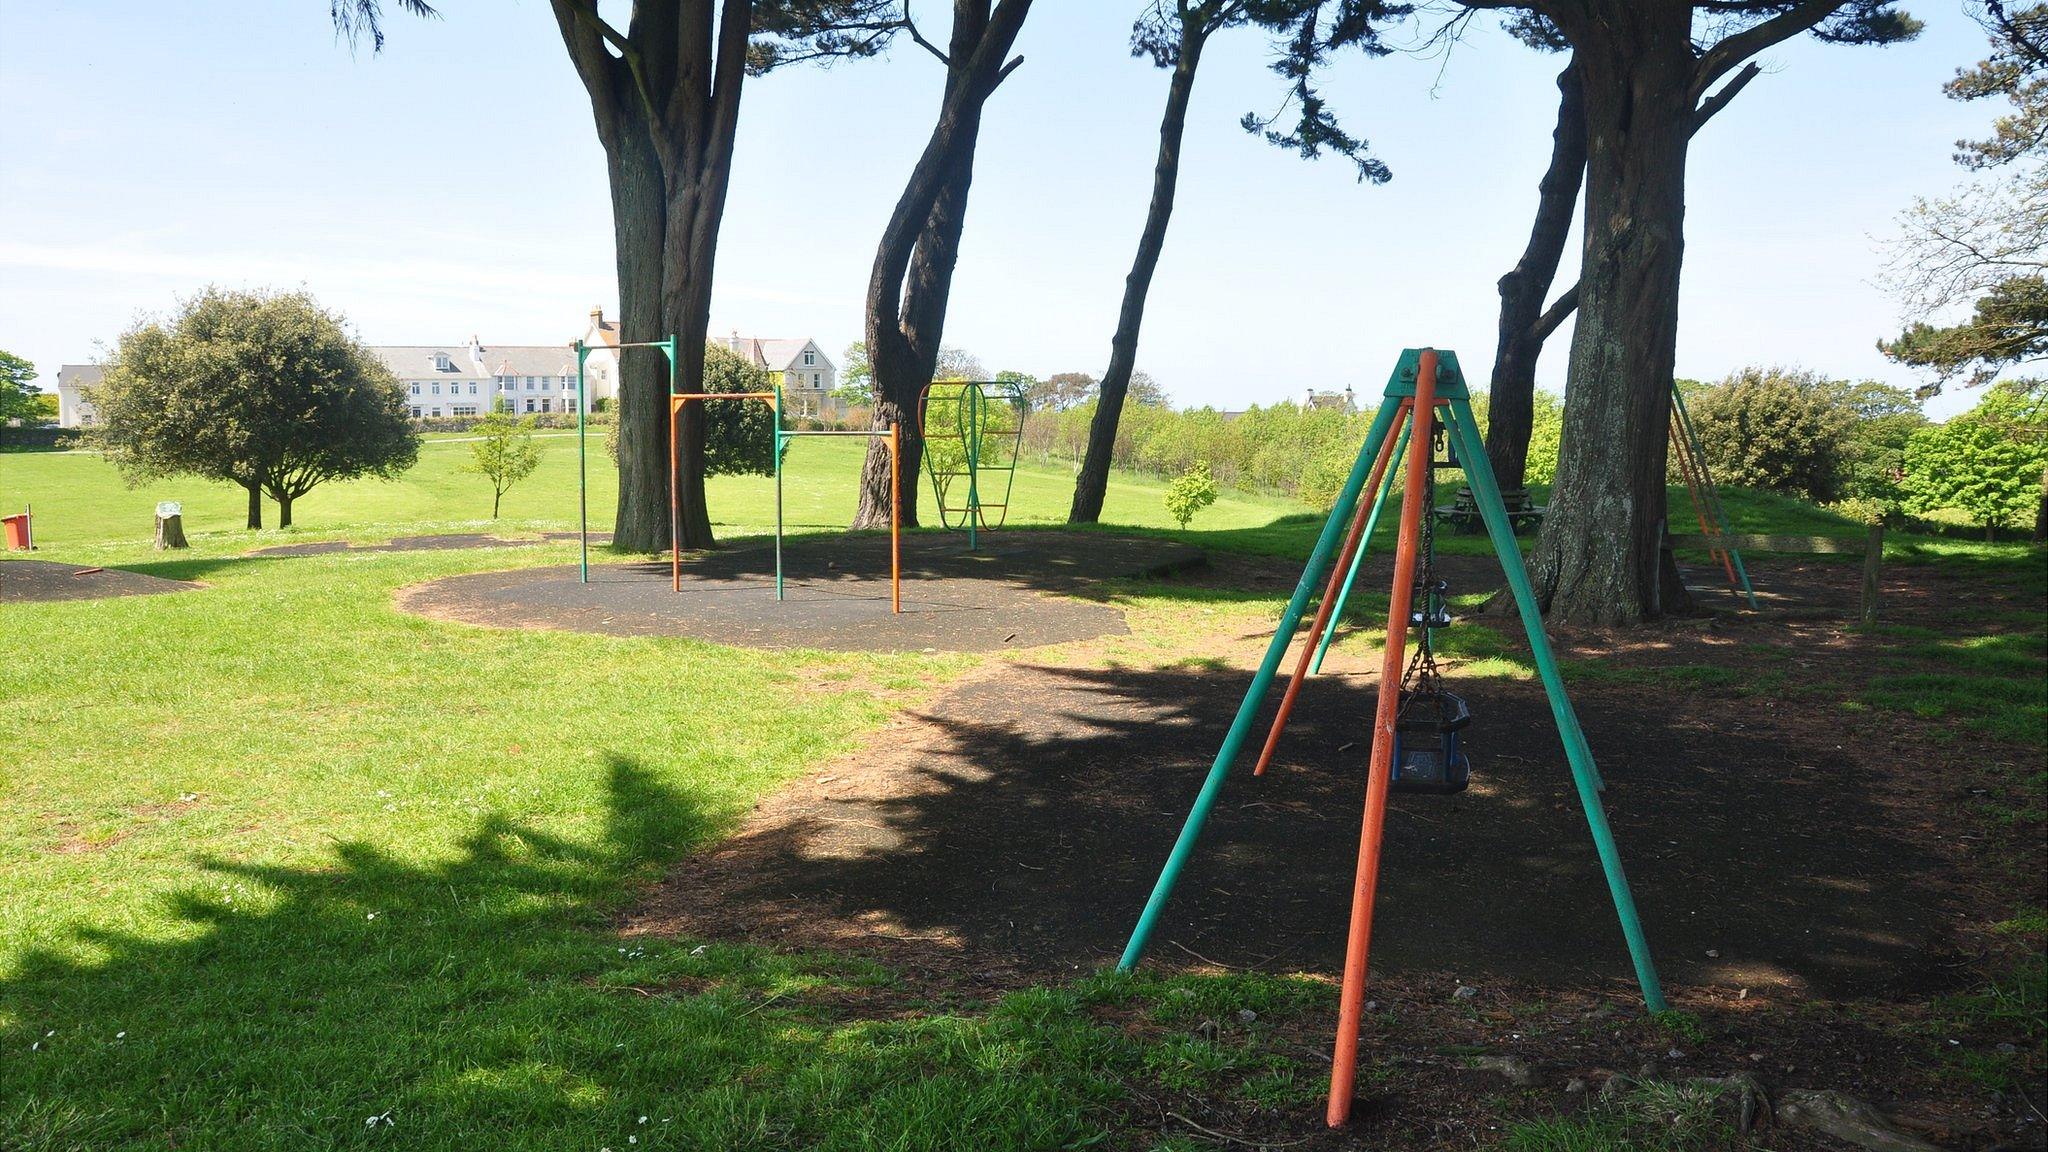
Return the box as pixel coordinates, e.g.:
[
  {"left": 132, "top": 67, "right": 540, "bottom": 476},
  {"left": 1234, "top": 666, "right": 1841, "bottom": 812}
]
[{"left": 0, "top": 757, "right": 961, "bottom": 1149}]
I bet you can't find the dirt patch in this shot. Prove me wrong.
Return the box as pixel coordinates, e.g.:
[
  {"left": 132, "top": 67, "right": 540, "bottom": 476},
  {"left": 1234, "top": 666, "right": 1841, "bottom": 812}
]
[
  {"left": 247, "top": 531, "right": 608, "bottom": 558},
  {"left": 395, "top": 530, "right": 1206, "bottom": 653},
  {"left": 1, "top": 559, "right": 199, "bottom": 604}
]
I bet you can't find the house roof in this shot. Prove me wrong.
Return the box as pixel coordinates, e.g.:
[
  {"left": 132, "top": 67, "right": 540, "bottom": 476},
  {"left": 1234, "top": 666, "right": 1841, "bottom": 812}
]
[
  {"left": 477, "top": 345, "right": 579, "bottom": 379},
  {"left": 719, "top": 335, "right": 827, "bottom": 372},
  {"left": 372, "top": 346, "right": 491, "bottom": 381},
  {"left": 56, "top": 364, "right": 104, "bottom": 387}
]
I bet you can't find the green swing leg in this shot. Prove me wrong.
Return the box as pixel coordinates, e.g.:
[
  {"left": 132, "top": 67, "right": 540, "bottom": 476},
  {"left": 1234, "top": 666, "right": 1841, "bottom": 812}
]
[
  {"left": 1444, "top": 396, "right": 1665, "bottom": 1012},
  {"left": 1310, "top": 421, "right": 1409, "bottom": 675},
  {"left": 1117, "top": 398, "right": 1402, "bottom": 972}
]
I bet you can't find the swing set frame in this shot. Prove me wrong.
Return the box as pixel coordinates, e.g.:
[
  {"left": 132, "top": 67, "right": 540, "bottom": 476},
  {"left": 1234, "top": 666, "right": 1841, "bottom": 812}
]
[{"left": 1116, "top": 348, "right": 1667, "bottom": 1128}]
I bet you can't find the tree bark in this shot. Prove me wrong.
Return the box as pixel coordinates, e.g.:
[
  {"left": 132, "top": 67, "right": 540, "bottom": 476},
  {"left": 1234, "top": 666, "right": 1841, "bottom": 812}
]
[
  {"left": 553, "top": 0, "right": 751, "bottom": 553},
  {"left": 1069, "top": 16, "right": 1207, "bottom": 524},
  {"left": 278, "top": 493, "right": 295, "bottom": 529},
  {"left": 853, "top": 1, "right": 1033, "bottom": 529},
  {"left": 1484, "top": 60, "right": 1585, "bottom": 496},
  {"left": 1528, "top": 12, "right": 1696, "bottom": 623},
  {"left": 245, "top": 482, "right": 262, "bottom": 530}
]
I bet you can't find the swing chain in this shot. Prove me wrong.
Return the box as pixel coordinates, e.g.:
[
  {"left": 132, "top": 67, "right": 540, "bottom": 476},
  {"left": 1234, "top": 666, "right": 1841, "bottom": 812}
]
[{"left": 1403, "top": 408, "right": 1449, "bottom": 699}]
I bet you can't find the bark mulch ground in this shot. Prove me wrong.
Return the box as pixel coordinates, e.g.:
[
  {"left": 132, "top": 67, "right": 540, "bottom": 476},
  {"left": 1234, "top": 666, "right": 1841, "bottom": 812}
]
[
  {"left": 0, "top": 558, "right": 200, "bottom": 604},
  {"left": 623, "top": 545, "right": 2044, "bottom": 1149},
  {"left": 396, "top": 530, "right": 1206, "bottom": 653}
]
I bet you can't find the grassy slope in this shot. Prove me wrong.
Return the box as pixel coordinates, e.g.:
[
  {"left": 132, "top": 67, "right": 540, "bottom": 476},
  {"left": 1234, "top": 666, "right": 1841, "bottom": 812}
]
[
  {"left": 3, "top": 441, "right": 2040, "bottom": 1149},
  {"left": 0, "top": 435, "right": 1303, "bottom": 548}
]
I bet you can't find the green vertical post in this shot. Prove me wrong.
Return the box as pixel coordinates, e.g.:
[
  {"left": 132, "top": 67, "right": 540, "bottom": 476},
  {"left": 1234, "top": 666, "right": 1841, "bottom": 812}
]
[
  {"left": 774, "top": 385, "right": 785, "bottom": 600},
  {"left": 966, "top": 385, "right": 982, "bottom": 551},
  {"left": 1309, "top": 421, "right": 1409, "bottom": 675},
  {"left": 1444, "top": 394, "right": 1665, "bottom": 1012},
  {"left": 575, "top": 341, "right": 590, "bottom": 583},
  {"left": 1117, "top": 393, "right": 1403, "bottom": 972}
]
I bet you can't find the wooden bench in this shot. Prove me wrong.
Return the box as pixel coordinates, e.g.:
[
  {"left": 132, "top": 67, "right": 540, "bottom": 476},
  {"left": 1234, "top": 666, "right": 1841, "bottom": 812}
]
[{"left": 1664, "top": 527, "right": 1885, "bottom": 622}]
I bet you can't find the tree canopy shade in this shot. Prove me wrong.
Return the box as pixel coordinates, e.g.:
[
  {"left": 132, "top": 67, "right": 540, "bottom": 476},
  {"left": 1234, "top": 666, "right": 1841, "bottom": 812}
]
[
  {"left": 91, "top": 288, "right": 419, "bottom": 530},
  {"left": 1881, "top": 4, "right": 2048, "bottom": 391},
  {"left": 851, "top": 0, "right": 1034, "bottom": 531},
  {"left": 1440, "top": 0, "right": 1920, "bottom": 623}
]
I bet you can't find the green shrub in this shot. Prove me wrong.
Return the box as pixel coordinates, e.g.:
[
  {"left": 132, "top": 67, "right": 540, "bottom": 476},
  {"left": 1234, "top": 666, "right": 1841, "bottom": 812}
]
[{"left": 1164, "top": 463, "right": 1219, "bottom": 528}]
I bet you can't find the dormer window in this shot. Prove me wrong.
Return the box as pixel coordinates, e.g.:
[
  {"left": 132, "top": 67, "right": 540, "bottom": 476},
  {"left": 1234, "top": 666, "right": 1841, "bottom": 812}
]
[
  {"left": 803, "top": 349, "right": 816, "bottom": 366},
  {"left": 433, "top": 352, "right": 453, "bottom": 371}
]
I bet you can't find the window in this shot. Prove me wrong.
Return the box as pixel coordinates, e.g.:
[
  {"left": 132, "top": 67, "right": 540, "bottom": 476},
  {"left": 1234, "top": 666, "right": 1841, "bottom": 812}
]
[
  {"left": 565, "top": 398, "right": 579, "bottom": 413},
  {"left": 409, "top": 383, "right": 420, "bottom": 396},
  {"left": 541, "top": 399, "right": 552, "bottom": 414},
  {"left": 468, "top": 383, "right": 478, "bottom": 395},
  {"left": 524, "top": 398, "right": 535, "bottom": 413},
  {"left": 410, "top": 407, "right": 422, "bottom": 419},
  {"left": 452, "top": 405, "right": 478, "bottom": 417},
  {"left": 803, "top": 350, "right": 816, "bottom": 366},
  {"left": 525, "top": 376, "right": 535, "bottom": 387},
  {"left": 813, "top": 373, "right": 821, "bottom": 387},
  {"left": 431, "top": 407, "right": 443, "bottom": 418},
  {"left": 431, "top": 383, "right": 442, "bottom": 395}
]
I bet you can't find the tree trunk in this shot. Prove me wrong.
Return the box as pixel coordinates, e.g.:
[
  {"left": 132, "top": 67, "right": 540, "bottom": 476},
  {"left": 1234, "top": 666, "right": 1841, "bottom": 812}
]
[
  {"left": 1485, "top": 60, "right": 1585, "bottom": 495},
  {"left": 604, "top": 97, "right": 680, "bottom": 553},
  {"left": 493, "top": 486, "right": 502, "bottom": 519},
  {"left": 1070, "top": 20, "right": 1207, "bottom": 524},
  {"left": 1528, "top": 17, "right": 1695, "bottom": 624},
  {"left": 245, "top": 482, "right": 262, "bottom": 530},
  {"left": 278, "top": 493, "right": 294, "bottom": 529},
  {"left": 853, "top": 0, "right": 1032, "bottom": 530}
]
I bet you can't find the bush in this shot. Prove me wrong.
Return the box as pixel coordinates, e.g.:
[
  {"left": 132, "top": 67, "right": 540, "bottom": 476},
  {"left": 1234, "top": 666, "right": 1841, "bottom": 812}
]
[
  {"left": 1682, "top": 368, "right": 1856, "bottom": 501},
  {"left": 1899, "top": 381, "right": 2048, "bottom": 540},
  {"left": 1164, "top": 462, "right": 1219, "bottom": 529}
]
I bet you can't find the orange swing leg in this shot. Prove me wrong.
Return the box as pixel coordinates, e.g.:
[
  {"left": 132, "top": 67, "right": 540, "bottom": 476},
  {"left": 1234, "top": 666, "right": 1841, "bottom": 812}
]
[{"left": 1327, "top": 353, "right": 1440, "bottom": 1128}]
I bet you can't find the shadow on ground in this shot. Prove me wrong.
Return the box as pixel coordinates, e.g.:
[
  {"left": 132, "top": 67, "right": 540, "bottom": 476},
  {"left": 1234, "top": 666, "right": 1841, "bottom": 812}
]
[{"left": 631, "top": 659, "right": 1978, "bottom": 1001}]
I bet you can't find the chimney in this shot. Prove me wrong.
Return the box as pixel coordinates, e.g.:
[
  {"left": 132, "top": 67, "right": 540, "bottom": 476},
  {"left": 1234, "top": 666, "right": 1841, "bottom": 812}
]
[
  {"left": 729, "top": 329, "right": 743, "bottom": 353},
  {"left": 589, "top": 306, "right": 604, "bottom": 327}
]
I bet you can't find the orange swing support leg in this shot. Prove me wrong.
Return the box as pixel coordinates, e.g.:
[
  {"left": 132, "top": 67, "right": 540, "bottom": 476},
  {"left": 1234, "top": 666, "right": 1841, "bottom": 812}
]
[
  {"left": 1327, "top": 352, "right": 1439, "bottom": 1128},
  {"left": 1252, "top": 399, "right": 1411, "bottom": 776},
  {"left": 671, "top": 397, "right": 683, "bottom": 593},
  {"left": 1669, "top": 413, "right": 1739, "bottom": 593}
]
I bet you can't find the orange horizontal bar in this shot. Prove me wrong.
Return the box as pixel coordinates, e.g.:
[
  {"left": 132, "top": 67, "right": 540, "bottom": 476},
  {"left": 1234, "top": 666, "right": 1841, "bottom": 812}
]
[{"left": 671, "top": 392, "right": 777, "bottom": 402}]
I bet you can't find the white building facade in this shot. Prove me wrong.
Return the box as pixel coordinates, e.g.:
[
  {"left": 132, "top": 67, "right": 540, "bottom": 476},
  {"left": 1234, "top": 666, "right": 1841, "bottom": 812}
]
[{"left": 50, "top": 309, "right": 834, "bottom": 426}]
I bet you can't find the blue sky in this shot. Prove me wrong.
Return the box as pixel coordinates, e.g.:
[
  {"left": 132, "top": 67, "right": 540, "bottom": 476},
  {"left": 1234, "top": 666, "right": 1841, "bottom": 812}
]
[{"left": 0, "top": 3, "right": 1998, "bottom": 417}]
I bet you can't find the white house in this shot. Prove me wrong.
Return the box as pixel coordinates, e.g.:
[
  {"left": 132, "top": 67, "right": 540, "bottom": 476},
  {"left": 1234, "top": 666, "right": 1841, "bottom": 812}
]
[
  {"left": 54, "top": 364, "right": 103, "bottom": 427},
  {"left": 719, "top": 332, "right": 839, "bottom": 418},
  {"left": 49, "top": 309, "right": 835, "bottom": 426}
]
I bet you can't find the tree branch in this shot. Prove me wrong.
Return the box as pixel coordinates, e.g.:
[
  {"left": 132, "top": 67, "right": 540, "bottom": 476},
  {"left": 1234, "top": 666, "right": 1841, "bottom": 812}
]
[
  {"left": 1529, "top": 282, "right": 1580, "bottom": 342},
  {"left": 901, "top": 2, "right": 952, "bottom": 64},
  {"left": 1692, "top": 59, "right": 1760, "bottom": 129},
  {"left": 1692, "top": 0, "right": 1835, "bottom": 97}
]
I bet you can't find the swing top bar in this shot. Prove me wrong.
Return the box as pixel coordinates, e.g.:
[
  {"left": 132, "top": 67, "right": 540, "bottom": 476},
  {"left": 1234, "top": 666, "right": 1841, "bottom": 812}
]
[{"left": 1381, "top": 348, "right": 1471, "bottom": 400}]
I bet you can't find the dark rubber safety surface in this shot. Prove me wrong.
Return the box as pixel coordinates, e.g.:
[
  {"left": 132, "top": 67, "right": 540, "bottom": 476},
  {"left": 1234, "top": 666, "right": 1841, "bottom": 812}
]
[{"left": 398, "top": 530, "right": 1206, "bottom": 653}]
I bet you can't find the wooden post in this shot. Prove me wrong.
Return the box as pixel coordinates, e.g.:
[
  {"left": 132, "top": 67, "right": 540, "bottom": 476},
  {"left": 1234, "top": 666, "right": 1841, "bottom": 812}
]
[{"left": 1860, "top": 524, "right": 1884, "bottom": 625}]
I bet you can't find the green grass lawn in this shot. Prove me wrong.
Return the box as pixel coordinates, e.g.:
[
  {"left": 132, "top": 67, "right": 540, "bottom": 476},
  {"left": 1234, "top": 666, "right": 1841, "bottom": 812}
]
[
  {"left": 4, "top": 437, "right": 2040, "bottom": 1149},
  {"left": 0, "top": 435, "right": 1306, "bottom": 549}
]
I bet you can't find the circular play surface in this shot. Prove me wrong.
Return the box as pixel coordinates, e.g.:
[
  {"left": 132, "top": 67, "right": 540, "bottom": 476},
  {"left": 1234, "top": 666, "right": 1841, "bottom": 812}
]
[
  {"left": 397, "top": 530, "right": 1205, "bottom": 652},
  {"left": 1, "top": 559, "right": 200, "bottom": 604}
]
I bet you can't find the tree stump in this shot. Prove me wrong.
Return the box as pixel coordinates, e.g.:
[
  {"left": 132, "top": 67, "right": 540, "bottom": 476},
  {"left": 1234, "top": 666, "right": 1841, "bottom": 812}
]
[{"left": 154, "top": 502, "right": 188, "bottom": 550}]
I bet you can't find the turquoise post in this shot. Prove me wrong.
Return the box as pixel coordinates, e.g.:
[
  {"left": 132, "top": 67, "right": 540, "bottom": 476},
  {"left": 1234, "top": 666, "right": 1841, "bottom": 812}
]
[
  {"left": 575, "top": 341, "right": 590, "bottom": 584},
  {"left": 1444, "top": 395, "right": 1666, "bottom": 1012},
  {"left": 1309, "top": 421, "right": 1409, "bottom": 675},
  {"left": 774, "top": 385, "right": 785, "bottom": 600},
  {"left": 1117, "top": 394, "right": 1402, "bottom": 971},
  {"left": 966, "top": 385, "right": 982, "bottom": 551}
]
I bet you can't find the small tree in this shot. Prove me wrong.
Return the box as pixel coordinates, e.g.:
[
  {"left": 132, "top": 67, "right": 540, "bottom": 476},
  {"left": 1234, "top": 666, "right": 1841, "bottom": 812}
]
[
  {"left": 92, "top": 287, "right": 418, "bottom": 529},
  {"left": 0, "top": 349, "right": 43, "bottom": 427},
  {"left": 1164, "top": 461, "right": 1219, "bottom": 528},
  {"left": 465, "top": 413, "right": 544, "bottom": 518},
  {"left": 605, "top": 342, "right": 776, "bottom": 475},
  {"left": 1900, "top": 380, "right": 2048, "bottom": 539}
]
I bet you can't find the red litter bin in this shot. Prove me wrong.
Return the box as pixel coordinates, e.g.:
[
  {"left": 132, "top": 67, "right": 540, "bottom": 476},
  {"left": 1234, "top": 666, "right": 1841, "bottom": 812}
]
[{"left": 3, "top": 510, "right": 31, "bottom": 551}]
